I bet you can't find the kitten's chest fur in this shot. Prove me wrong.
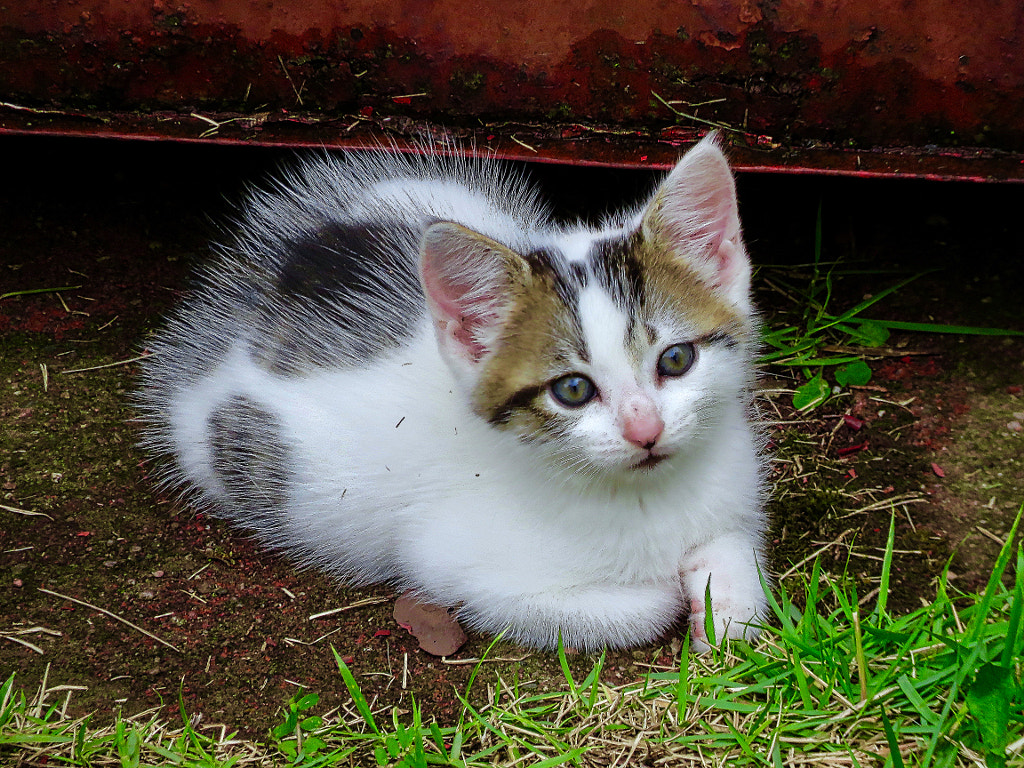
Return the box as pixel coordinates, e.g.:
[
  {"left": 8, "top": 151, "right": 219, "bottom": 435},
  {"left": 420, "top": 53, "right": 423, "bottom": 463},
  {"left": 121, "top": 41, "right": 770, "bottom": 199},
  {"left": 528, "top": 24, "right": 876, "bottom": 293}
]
[{"left": 138, "top": 137, "right": 770, "bottom": 652}]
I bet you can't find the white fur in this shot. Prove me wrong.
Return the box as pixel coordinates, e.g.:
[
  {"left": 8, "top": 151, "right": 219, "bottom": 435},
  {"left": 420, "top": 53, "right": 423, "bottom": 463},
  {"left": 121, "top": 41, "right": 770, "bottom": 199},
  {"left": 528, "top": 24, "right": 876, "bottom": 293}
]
[{"left": 138, "top": 135, "right": 769, "bottom": 652}]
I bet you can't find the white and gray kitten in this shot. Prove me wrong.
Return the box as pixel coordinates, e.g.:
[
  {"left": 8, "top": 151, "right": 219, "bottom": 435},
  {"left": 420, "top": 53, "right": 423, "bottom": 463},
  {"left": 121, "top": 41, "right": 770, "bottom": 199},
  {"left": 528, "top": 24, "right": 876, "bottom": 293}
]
[{"left": 136, "top": 134, "right": 770, "bottom": 652}]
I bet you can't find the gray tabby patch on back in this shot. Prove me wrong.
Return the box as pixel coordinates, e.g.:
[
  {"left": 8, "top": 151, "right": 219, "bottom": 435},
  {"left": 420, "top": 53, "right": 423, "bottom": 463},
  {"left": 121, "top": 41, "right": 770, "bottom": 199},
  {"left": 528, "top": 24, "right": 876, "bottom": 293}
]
[
  {"left": 201, "top": 146, "right": 547, "bottom": 378},
  {"left": 248, "top": 220, "right": 425, "bottom": 375},
  {"left": 208, "top": 396, "right": 292, "bottom": 521}
]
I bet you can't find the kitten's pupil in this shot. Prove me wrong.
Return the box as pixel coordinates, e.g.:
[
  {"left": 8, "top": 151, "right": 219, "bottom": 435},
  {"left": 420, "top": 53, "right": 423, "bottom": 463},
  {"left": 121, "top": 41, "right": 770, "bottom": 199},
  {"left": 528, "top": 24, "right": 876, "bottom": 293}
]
[
  {"left": 657, "top": 343, "right": 697, "bottom": 378},
  {"left": 550, "top": 374, "right": 597, "bottom": 408}
]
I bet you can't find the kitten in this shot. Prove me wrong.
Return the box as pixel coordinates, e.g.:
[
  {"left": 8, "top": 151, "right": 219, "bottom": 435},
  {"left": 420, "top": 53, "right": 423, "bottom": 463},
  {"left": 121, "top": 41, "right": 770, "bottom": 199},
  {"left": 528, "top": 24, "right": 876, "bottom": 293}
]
[{"left": 136, "top": 134, "right": 770, "bottom": 653}]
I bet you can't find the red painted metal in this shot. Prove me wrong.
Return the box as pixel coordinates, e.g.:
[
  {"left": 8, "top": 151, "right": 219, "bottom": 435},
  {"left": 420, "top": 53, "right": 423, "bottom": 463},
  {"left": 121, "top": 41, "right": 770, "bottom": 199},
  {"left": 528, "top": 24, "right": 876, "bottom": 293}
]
[{"left": 2, "top": 1, "right": 1023, "bottom": 180}]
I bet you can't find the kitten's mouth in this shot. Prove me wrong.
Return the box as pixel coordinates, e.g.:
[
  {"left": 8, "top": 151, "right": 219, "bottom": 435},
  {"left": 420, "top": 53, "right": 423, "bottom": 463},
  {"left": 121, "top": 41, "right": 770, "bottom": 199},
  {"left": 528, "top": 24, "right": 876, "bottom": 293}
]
[{"left": 633, "top": 453, "right": 669, "bottom": 471}]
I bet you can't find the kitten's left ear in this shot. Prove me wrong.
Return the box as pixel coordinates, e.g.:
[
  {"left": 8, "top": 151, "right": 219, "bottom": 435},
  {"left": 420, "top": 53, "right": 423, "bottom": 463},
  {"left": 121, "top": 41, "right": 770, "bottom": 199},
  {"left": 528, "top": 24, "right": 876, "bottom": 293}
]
[
  {"left": 641, "top": 133, "right": 751, "bottom": 311},
  {"left": 419, "top": 222, "right": 527, "bottom": 374}
]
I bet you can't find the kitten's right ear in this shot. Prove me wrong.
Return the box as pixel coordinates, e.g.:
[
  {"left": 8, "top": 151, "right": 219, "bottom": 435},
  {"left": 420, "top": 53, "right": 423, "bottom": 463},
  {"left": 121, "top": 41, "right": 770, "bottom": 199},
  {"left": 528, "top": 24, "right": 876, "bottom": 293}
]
[
  {"left": 419, "top": 222, "right": 527, "bottom": 371},
  {"left": 641, "top": 133, "right": 752, "bottom": 312}
]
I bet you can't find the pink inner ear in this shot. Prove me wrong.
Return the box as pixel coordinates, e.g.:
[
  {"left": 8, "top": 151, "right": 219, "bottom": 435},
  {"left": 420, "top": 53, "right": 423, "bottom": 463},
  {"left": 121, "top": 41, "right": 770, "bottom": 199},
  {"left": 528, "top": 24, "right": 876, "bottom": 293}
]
[
  {"left": 648, "top": 137, "right": 748, "bottom": 299},
  {"left": 420, "top": 259, "right": 492, "bottom": 360},
  {"left": 701, "top": 187, "right": 736, "bottom": 261},
  {"left": 674, "top": 173, "right": 738, "bottom": 275},
  {"left": 419, "top": 222, "right": 511, "bottom": 363},
  {"left": 713, "top": 237, "right": 742, "bottom": 292},
  {"left": 428, "top": 291, "right": 487, "bottom": 359}
]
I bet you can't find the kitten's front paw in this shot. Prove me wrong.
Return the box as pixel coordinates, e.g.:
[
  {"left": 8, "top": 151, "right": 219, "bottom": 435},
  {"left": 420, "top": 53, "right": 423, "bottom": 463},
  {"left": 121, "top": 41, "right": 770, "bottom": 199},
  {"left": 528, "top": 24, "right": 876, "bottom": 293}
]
[
  {"left": 679, "top": 534, "right": 769, "bottom": 653},
  {"left": 686, "top": 597, "right": 761, "bottom": 653}
]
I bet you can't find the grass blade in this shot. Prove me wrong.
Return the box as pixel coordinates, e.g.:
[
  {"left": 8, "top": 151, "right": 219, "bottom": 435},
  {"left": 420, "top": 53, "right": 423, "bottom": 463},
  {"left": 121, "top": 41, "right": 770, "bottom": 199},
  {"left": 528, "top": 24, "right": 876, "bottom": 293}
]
[
  {"left": 879, "top": 707, "right": 906, "bottom": 768},
  {"left": 331, "top": 647, "right": 380, "bottom": 736},
  {"left": 864, "top": 319, "right": 1024, "bottom": 336},
  {"left": 814, "top": 273, "right": 926, "bottom": 333},
  {"left": 556, "top": 633, "right": 578, "bottom": 699},
  {"left": 873, "top": 512, "right": 896, "bottom": 624},
  {"left": 967, "top": 507, "right": 1021, "bottom": 645},
  {"left": 0, "top": 285, "right": 82, "bottom": 301},
  {"left": 1000, "top": 543, "right": 1024, "bottom": 670}
]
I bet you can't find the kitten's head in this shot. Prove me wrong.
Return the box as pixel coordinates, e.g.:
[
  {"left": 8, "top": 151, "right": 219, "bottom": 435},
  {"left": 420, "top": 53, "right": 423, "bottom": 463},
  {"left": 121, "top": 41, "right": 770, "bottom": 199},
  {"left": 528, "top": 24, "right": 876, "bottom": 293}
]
[{"left": 419, "top": 135, "right": 757, "bottom": 482}]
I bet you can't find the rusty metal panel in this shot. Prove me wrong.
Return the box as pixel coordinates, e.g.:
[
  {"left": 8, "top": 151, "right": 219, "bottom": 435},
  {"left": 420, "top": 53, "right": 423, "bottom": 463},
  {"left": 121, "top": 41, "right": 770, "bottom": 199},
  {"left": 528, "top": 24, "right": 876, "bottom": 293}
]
[{"left": 2, "top": 1, "right": 1022, "bottom": 180}]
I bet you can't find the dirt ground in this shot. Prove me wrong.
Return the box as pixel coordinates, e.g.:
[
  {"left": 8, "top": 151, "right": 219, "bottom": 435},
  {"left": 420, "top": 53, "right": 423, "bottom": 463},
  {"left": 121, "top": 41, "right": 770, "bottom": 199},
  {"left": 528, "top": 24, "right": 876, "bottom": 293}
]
[{"left": 2, "top": 135, "right": 1022, "bottom": 738}]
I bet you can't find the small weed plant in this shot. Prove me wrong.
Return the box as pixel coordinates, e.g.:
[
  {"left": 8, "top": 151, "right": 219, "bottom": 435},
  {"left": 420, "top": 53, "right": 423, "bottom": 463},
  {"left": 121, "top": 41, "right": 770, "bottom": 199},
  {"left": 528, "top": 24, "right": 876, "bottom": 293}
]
[{"left": 2, "top": 509, "right": 1020, "bottom": 767}]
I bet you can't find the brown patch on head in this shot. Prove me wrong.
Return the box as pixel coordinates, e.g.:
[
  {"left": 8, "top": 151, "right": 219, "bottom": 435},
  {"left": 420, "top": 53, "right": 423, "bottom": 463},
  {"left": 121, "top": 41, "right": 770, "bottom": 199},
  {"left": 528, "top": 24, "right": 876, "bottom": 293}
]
[
  {"left": 589, "top": 229, "right": 752, "bottom": 346},
  {"left": 637, "top": 233, "right": 753, "bottom": 343},
  {"left": 471, "top": 255, "right": 586, "bottom": 434}
]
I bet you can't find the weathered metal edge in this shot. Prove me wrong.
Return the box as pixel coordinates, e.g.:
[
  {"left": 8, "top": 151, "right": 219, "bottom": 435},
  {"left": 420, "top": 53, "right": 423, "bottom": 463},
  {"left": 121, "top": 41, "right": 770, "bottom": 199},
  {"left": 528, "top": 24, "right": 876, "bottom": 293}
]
[{"left": 3, "top": 105, "right": 1022, "bottom": 183}]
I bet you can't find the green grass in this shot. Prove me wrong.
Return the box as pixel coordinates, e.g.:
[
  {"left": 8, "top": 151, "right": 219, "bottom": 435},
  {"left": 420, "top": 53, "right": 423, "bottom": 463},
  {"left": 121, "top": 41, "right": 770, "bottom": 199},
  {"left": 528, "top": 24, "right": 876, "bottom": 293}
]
[
  {"left": 0, "top": 285, "right": 83, "bottom": 302},
  {"left": 3, "top": 509, "right": 1021, "bottom": 767}
]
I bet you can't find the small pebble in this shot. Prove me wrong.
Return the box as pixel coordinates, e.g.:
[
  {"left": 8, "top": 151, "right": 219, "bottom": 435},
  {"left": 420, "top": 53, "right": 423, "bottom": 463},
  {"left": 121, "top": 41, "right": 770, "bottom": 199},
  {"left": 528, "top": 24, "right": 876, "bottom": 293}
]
[
  {"left": 13, "top": 579, "right": 23, "bottom": 588},
  {"left": 1007, "top": 421, "right": 1022, "bottom": 433},
  {"left": 152, "top": 570, "right": 165, "bottom": 578}
]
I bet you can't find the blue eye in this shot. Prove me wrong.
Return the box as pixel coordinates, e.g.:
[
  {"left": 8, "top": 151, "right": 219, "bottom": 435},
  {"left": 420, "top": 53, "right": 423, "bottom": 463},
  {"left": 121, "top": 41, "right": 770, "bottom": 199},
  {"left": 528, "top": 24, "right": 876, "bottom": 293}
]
[
  {"left": 657, "top": 343, "right": 696, "bottom": 377},
  {"left": 550, "top": 374, "right": 597, "bottom": 407}
]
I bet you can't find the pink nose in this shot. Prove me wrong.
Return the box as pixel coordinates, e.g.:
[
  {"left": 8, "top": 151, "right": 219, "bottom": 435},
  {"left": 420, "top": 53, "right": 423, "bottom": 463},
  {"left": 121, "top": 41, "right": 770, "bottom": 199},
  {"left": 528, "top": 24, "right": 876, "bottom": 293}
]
[{"left": 620, "top": 398, "right": 664, "bottom": 449}]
